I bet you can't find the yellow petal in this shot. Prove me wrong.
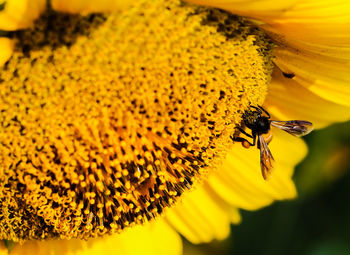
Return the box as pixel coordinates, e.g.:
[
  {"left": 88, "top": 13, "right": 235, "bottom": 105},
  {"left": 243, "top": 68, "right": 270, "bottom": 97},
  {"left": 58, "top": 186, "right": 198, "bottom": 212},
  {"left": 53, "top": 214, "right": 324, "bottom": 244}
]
[
  {"left": 0, "top": 0, "right": 46, "bottom": 30},
  {"left": 273, "top": 46, "right": 350, "bottom": 107},
  {"left": 185, "top": 0, "right": 299, "bottom": 19},
  {"left": 51, "top": 0, "right": 133, "bottom": 14},
  {"left": 259, "top": 0, "right": 350, "bottom": 45},
  {"left": 10, "top": 219, "right": 181, "bottom": 255},
  {"left": 0, "top": 37, "right": 13, "bottom": 66},
  {"left": 165, "top": 185, "right": 239, "bottom": 244},
  {"left": 265, "top": 69, "right": 350, "bottom": 129},
  {"left": 259, "top": 1, "right": 350, "bottom": 107},
  {"left": 207, "top": 128, "right": 307, "bottom": 211},
  {"left": 186, "top": 0, "right": 350, "bottom": 46}
]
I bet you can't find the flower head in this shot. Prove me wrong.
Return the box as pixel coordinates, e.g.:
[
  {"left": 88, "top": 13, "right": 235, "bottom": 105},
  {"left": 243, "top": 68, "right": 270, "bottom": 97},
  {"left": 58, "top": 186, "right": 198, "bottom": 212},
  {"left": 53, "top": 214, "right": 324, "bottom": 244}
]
[
  {"left": 0, "top": 0, "right": 276, "bottom": 242},
  {"left": 0, "top": 0, "right": 349, "bottom": 254}
]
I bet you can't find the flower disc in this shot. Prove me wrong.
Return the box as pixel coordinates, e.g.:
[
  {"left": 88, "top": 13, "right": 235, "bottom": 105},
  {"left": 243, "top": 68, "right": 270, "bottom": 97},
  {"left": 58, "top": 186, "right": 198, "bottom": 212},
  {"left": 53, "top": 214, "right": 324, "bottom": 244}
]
[{"left": 0, "top": 0, "right": 274, "bottom": 241}]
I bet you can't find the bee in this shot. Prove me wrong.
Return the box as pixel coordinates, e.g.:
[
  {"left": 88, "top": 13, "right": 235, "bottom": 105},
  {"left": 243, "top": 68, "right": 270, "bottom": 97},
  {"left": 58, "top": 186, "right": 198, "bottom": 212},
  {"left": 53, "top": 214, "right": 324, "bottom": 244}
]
[{"left": 231, "top": 105, "right": 313, "bottom": 180}]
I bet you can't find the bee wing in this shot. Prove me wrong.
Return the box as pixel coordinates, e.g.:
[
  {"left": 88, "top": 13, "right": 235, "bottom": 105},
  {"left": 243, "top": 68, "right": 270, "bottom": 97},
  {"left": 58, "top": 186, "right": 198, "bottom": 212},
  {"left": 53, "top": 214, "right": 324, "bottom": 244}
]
[
  {"left": 270, "top": 120, "right": 313, "bottom": 137},
  {"left": 258, "top": 135, "right": 274, "bottom": 180}
]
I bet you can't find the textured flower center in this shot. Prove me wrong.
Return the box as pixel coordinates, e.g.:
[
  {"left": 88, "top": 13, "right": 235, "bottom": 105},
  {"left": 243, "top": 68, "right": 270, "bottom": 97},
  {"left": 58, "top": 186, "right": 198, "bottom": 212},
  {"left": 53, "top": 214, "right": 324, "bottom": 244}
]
[{"left": 0, "top": 0, "right": 274, "bottom": 241}]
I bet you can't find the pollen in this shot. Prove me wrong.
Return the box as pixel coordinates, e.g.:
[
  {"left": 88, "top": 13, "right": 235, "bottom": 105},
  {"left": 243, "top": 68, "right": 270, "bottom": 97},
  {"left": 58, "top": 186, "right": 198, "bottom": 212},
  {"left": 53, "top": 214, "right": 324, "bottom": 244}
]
[{"left": 0, "top": 0, "right": 274, "bottom": 242}]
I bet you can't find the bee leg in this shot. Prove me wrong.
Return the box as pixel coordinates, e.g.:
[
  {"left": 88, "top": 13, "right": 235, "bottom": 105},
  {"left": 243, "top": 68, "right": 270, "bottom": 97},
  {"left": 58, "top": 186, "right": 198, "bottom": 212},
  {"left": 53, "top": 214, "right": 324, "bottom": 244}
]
[
  {"left": 237, "top": 127, "right": 253, "bottom": 138},
  {"left": 257, "top": 105, "right": 270, "bottom": 118},
  {"left": 232, "top": 127, "right": 256, "bottom": 148},
  {"left": 250, "top": 105, "right": 262, "bottom": 114},
  {"left": 230, "top": 136, "right": 255, "bottom": 147},
  {"left": 251, "top": 134, "right": 256, "bottom": 146}
]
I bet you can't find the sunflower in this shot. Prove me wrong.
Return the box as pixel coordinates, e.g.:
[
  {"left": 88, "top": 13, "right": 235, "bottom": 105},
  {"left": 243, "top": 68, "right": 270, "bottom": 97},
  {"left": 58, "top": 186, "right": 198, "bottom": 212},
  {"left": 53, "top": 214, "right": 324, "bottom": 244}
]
[{"left": 0, "top": 0, "right": 349, "bottom": 254}]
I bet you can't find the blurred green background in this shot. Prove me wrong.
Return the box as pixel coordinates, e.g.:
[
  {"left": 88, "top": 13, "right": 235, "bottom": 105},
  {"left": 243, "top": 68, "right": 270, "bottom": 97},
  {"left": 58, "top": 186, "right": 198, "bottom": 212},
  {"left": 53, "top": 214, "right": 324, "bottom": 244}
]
[{"left": 184, "top": 120, "right": 350, "bottom": 255}]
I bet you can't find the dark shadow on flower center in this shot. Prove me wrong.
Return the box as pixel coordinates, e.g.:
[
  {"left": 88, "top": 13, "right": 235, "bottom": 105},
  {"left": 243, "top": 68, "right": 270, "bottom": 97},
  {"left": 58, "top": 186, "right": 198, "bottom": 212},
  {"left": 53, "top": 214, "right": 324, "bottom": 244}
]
[{"left": 11, "top": 11, "right": 106, "bottom": 58}]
